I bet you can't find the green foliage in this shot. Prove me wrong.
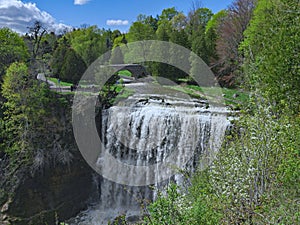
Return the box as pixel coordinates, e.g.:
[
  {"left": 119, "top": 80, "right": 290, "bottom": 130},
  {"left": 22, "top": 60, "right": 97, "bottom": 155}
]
[
  {"left": 171, "top": 13, "right": 187, "bottom": 31},
  {"left": 156, "top": 20, "right": 172, "bottom": 41},
  {"left": 1, "top": 62, "right": 51, "bottom": 156},
  {"left": 50, "top": 39, "right": 87, "bottom": 84},
  {"left": 147, "top": 9, "right": 190, "bottom": 80},
  {"left": 192, "top": 0, "right": 300, "bottom": 223},
  {"left": 136, "top": 14, "right": 159, "bottom": 31},
  {"left": 41, "top": 32, "right": 58, "bottom": 55},
  {"left": 205, "top": 10, "right": 227, "bottom": 64},
  {"left": 169, "top": 29, "right": 190, "bottom": 80},
  {"left": 97, "top": 71, "right": 123, "bottom": 108},
  {"left": 150, "top": 20, "right": 173, "bottom": 78},
  {"left": 0, "top": 28, "right": 29, "bottom": 78},
  {"left": 205, "top": 10, "right": 227, "bottom": 34},
  {"left": 125, "top": 19, "right": 156, "bottom": 64},
  {"left": 187, "top": 170, "right": 221, "bottom": 225},
  {"left": 242, "top": 0, "right": 300, "bottom": 114},
  {"left": 127, "top": 21, "right": 155, "bottom": 42},
  {"left": 159, "top": 7, "right": 179, "bottom": 23},
  {"left": 145, "top": 178, "right": 220, "bottom": 225},
  {"left": 188, "top": 8, "right": 214, "bottom": 77},
  {"left": 187, "top": 7, "right": 213, "bottom": 34},
  {"left": 192, "top": 108, "right": 299, "bottom": 224},
  {"left": 50, "top": 37, "right": 69, "bottom": 77},
  {"left": 145, "top": 183, "right": 191, "bottom": 225},
  {"left": 60, "top": 48, "right": 87, "bottom": 84},
  {"left": 65, "top": 26, "right": 110, "bottom": 65}
]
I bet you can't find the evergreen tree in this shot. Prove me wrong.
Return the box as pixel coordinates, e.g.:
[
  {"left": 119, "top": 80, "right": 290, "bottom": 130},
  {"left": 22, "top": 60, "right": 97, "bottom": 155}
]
[
  {"left": 60, "top": 48, "right": 87, "bottom": 84},
  {"left": 50, "top": 37, "right": 69, "bottom": 78}
]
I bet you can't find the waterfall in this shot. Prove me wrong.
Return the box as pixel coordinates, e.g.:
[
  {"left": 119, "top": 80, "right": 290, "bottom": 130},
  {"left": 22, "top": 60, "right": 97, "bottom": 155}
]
[{"left": 69, "top": 93, "right": 230, "bottom": 224}]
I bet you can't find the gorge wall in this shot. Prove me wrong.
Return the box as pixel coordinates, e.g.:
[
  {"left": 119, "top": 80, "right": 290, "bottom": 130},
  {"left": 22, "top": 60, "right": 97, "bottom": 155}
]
[{"left": 0, "top": 95, "right": 96, "bottom": 225}]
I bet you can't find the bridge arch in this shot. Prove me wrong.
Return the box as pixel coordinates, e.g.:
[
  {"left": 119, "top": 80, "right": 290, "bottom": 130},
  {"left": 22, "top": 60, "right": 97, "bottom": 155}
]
[{"left": 109, "top": 64, "right": 149, "bottom": 79}]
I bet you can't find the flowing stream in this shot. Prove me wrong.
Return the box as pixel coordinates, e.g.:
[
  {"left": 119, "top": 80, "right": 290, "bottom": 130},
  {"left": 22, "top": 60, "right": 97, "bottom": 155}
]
[{"left": 69, "top": 79, "right": 230, "bottom": 224}]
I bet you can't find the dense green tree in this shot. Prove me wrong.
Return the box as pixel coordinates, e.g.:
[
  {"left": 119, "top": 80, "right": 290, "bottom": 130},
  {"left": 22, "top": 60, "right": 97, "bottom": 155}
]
[
  {"left": 190, "top": 26, "right": 208, "bottom": 63},
  {"left": 151, "top": 22, "right": 172, "bottom": 78},
  {"left": 0, "top": 28, "right": 29, "bottom": 139},
  {"left": 1, "top": 62, "right": 51, "bottom": 156},
  {"left": 0, "top": 28, "right": 29, "bottom": 79},
  {"left": 66, "top": 26, "right": 110, "bottom": 65},
  {"left": 159, "top": 7, "right": 179, "bottom": 22},
  {"left": 127, "top": 21, "right": 155, "bottom": 42},
  {"left": 187, "top": 8, "right": 213, "bottom": 83},
  {"left": 50, "top": 37, "right": 70, "bottom": 78},
  {"left": 50, "top": 37, "right": 87, "bottom": 83},
  {"left": 1, "top": 63, "right": 32, "bottom": 154},
  {"left": 171, "top": 13, "right": 188, "bottom": 31},
  {"left": 169, "top": 28, "right": 190, "bottom": 80},
  {"left": 156, "top": 21, "right": 172, "bottom": 41},
  {"left": 60, "top": 48, "right": 87, "bottom": 84},
  {"left": 147, "top": 9, "right": 175, "bottom": 78},
  {"left": 187, "top": 7, "right": 213, "bottom": 35},
  {"left": 205, "top": 10, "right": 227, "bottom": 67},
  {"left": 125, "top": 21, "right": 154, "bottom": 63},
  {"left": 242, "top": 0, "right": 300, "bottom": 114},
  {"left": 146, "top": 8, "right": 182, "bottom": 79},
  {"left": 189, "top": 26, "right": 209, "bottom": 83},
  {"left": 143, "top": 15, "right": 159, "bottom": 31}
]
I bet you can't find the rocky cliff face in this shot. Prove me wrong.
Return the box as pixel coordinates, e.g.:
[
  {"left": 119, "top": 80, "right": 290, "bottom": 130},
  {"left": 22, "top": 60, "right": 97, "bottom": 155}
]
[
  {"left": 3, "top": 154, "right": 96, "bottom": 225},
  {"left": 0, "top": 94, "right": 97, "bottom": 225}
]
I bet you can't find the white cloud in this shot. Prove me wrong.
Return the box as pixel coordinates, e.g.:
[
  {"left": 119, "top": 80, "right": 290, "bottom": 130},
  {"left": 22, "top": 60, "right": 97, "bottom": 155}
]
[
  {"left": 106, "top": 19, "right": 129, "bottom": 26},
  {"left": 0, "top": 0, "right": 71, "bottom": 34},
  {"left": 74, "top": 0, "right": 90, "bottom": 5}
]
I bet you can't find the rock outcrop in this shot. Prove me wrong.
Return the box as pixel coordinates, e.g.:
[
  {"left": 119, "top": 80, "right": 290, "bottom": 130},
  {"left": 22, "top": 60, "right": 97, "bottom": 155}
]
[{"left": 0, "top": 94, "right": 96, "bottom": 225}]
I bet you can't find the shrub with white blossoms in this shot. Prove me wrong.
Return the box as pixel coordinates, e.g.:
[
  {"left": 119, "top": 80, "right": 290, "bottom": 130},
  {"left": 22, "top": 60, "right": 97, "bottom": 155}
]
[{"left": 208, "top": 107, "right": 289, "bottom": 223}]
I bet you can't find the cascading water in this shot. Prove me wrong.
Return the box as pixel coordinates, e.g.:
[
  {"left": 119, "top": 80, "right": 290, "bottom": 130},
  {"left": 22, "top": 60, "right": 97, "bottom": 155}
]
[{"left": 69, "top": 82, "right": 230, "bottom": 225}]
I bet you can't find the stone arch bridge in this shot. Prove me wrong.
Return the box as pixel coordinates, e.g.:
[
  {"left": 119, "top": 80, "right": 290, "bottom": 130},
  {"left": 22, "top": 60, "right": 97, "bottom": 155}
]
[{"left": 109, "top": 64, "right": 149, "bottom": 79}]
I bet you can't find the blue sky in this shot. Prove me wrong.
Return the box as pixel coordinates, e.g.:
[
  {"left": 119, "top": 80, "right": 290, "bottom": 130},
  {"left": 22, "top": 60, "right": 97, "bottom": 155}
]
[{"left": 0, "top": 0, "right": 233, "bottom": 33}]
